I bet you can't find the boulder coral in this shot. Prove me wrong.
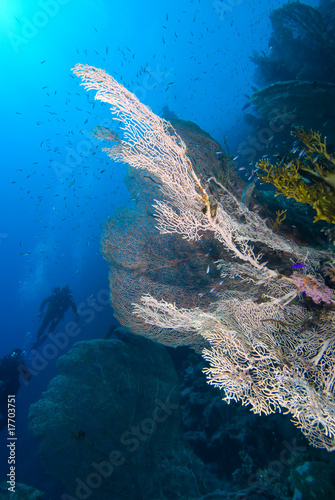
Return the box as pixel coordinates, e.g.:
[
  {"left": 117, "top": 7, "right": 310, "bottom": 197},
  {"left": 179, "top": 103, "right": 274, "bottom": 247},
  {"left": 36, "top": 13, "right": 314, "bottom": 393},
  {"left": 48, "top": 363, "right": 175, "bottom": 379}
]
[{"left": 28, "top": 337, "right": 210, "bottom": 499}]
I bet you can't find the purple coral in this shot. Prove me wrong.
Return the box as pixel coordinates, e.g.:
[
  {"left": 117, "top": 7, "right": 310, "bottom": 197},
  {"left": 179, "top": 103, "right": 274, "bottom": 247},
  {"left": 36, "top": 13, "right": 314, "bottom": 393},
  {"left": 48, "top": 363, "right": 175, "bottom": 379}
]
[{"left": 291, "top": 272, "right": 333, "bottom": 304}]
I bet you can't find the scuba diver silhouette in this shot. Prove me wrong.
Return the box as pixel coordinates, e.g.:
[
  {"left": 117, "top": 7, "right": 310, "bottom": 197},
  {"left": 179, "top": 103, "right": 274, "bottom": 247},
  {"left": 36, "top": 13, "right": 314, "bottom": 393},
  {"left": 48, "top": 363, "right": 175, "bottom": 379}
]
[
  {"left": 33, "top": 285, "right": 79, "bottom": 348},
  {"left": 0, "top": 349, "right": 30, "bottom": 432}
]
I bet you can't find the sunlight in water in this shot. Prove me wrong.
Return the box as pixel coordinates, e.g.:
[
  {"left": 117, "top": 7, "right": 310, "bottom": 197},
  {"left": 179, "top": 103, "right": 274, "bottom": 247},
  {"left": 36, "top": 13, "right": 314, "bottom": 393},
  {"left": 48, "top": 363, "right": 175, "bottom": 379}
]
[{"left": 0, "top": 1, "right": 24, "bottom": 29}]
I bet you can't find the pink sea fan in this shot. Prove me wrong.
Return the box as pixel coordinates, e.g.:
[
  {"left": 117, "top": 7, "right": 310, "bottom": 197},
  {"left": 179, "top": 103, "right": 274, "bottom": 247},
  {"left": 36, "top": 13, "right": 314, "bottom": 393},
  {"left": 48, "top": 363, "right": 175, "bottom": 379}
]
[{"left": 291, "top": 272, "right": 333, "bottom": 304}]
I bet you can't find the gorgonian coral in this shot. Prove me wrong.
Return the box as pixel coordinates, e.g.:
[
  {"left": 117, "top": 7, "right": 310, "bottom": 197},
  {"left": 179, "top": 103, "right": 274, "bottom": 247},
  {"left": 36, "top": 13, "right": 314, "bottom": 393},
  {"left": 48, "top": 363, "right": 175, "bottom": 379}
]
[{"left": 73, "top": 64, "right": 335, "bottom": 452}]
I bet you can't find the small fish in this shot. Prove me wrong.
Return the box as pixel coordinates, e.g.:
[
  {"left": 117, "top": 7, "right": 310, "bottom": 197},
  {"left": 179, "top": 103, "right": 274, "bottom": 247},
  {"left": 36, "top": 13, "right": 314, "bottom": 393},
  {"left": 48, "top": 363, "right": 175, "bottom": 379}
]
[
  {"left": 165, "top": 81, "right": 174, "bottom": 91},
  {"left": 206, "top": 265, "right": 210, "bottom": 274},
  {"left": 291, "top": 264, "right": 307, "bottom": 269}
]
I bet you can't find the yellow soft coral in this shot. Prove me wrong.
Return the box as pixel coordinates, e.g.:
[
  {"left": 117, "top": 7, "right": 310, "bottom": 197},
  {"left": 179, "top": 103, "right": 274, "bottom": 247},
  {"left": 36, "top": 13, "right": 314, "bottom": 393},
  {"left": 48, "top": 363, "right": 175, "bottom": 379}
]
[
  {"left": 256, "top": 128, "right": 335, "bottom": 224},
  {"left": 294, "top": 128, "right": 335, "bottom": 190}
]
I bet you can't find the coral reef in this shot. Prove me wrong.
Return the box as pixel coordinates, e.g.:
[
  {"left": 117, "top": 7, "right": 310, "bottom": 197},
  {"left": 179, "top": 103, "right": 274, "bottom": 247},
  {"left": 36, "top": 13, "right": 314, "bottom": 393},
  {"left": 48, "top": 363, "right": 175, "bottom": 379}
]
[
  {"left": 100, "top": 118, "right": 243, "bottom": 351},
  {"left": 289, "top": 460, "right": 335, "bottom": 500},
  {"left": 256, "top": 128, "right": 335, "bottom": 224},
  {"left": 72, "top": 64, "right": 335, "bottom": 452},
  {"left": 249, "top": 81, "right": 335, "bottom": 146},
  {"left": 0, "top": 482, "right": 44, "bottom": 499},
  {"left": 174, "top": 350, "right": 335, "bottom": 499},
  {"left": 243, "top": 1, "right": 335, "bottom": 173},
  {"left": 28, "top": 337, "right": 215, "bottom": 499},
  {"left": 290, "top": 272, "right": 333, "bottom": 304},
  {"left": 251, "top": 1, "right": 335, "bottom": 86}
]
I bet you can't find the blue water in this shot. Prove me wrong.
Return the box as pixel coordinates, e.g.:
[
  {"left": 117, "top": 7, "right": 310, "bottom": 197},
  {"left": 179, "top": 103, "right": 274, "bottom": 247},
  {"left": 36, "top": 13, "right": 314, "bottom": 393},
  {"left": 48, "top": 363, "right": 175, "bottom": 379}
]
[
  {"left": 1, "top": 0, "right": 290, "bottom": 355},
  {"left": 0, "top": 0, "right": 320, "bottom": 496}
]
